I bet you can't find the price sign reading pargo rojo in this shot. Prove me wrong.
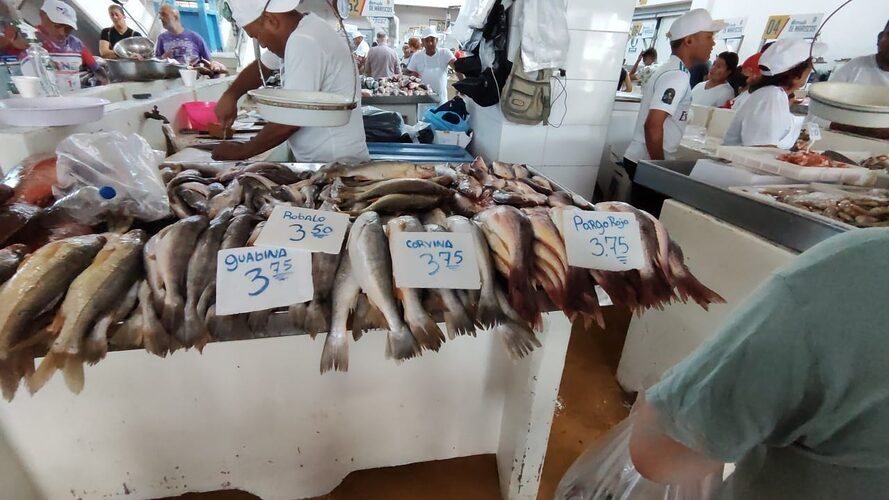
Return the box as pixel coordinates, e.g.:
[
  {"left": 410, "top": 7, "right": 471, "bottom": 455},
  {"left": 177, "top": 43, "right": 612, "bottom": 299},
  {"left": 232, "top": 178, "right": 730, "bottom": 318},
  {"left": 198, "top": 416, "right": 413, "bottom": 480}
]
[
  {"left": 390, "top": 232, "right": 481, "bottom": 290},
  {"left": 215, "top": 246, "right": 313, "bottom": 316},
  {"left": 255, "top": 205, "right": 350, "bottom": 254},
  {"left": 563, "top": 210, "right": 646, "bottom": 272}
]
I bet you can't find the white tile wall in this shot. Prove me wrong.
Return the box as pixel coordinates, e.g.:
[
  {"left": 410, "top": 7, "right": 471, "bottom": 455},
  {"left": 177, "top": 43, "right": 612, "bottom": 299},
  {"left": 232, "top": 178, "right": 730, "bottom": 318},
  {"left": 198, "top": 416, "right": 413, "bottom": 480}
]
[
  {"left": 564, "top": 30, "right": 628, "bottom": 81},
  {"left": 549, "top": 80, "right": 619, "bottom": 127},
  {"left": 566, "top": 0, "right": 635, "bottom": 33},
  {"left": 543, "top": 125, "right": 608, "bottom": 166},
  {"left": 498, "top": 122, "right": 547, "bottom": 165}
]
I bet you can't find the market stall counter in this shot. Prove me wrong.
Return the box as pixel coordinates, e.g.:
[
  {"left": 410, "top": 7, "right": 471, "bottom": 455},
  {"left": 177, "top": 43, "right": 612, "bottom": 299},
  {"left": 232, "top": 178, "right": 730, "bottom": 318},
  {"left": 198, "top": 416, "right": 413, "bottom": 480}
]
[{"left": 363, "top": 94, "right": 440, "bottom": 125}]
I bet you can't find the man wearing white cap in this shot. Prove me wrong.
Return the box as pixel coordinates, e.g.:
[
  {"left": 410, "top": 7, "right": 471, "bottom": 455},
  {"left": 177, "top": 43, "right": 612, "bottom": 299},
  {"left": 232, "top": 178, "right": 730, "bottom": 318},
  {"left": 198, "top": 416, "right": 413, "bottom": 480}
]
[
  {"left": 351, "top": 30, "right": 369, "bottom": 59},
  {"left": 723, "top": 39, "right": 825, "bottom": 149},
  {"left": 623, "top": 9, "right": 724, "bottom": 168},
  {"left": 404, "top": 30, "right": 457, "bottom": 104},
  {"left": 212, "top": 0, "right": 368, "bottom": 163},
  {"left": 34, "top": 0, "right": 106, "bottom": 90}
]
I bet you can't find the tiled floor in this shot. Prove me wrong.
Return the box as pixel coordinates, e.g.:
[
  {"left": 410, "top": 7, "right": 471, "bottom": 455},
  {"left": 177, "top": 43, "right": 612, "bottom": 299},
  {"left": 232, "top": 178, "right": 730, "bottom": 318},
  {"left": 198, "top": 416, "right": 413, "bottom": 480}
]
[{"left": 161, "top": 308, "right": 632, "bottom": 500}]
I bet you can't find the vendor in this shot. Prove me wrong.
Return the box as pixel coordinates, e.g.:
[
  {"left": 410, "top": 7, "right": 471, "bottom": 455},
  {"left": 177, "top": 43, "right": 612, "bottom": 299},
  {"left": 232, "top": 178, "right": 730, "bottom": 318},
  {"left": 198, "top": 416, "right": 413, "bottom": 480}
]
[
  {"left": 825, "top": 19, "right": 889, "bottom": 140},
  {"left": 623, "top": 9, "right": 724, "bottom": 168},
  {"left": 99, "top": 4, "right": 142, "bottom": 59},
  {"left": 0, "top": 21, "right": 27, "bottom": 57},
  {"left": 723, "top": 40, "right": 823, "bottom": 150},
  {"left": 404, "top": 30, "right": 458, "bottom": 104},
  {"left": 34, "top": 0, "right": 108, "bottom": 90},
  {"left": 212, "top": 0, "right": 368, "bottom": 164},
  {"left": 630, "top": 228, "right": 889, "bottom": 499},
  {"left": 628, "top": 48, "right": 658, "bottom": 91},
  {"left": 729, "top": 42, "right": 772, "bottom": 110},
  {"left": 351, "top": 30, "right": 369, "bottom": 60},
  {"left": 690, "top": 51, "right": 737, "bottom": 107}
]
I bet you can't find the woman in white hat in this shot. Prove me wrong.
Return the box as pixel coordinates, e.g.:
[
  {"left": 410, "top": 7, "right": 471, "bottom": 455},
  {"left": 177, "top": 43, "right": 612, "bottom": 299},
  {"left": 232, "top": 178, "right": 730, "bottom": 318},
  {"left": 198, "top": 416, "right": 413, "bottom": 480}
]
[
  {"left": 723, "top": 39, "right": 825, "bottom": 149},
  {"left": 404, "top": 30, "right": 457, "bottom": 104}
]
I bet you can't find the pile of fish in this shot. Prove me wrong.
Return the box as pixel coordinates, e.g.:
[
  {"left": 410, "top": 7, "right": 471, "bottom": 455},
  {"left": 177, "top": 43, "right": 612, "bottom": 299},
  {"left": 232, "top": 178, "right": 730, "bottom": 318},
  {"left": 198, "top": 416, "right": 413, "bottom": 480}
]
[
  {"left": 0, "top": 157, "right": 724, "bottom": 399},
  {"left": 361, "top": 75, "right": 432, "bottom": 97}
]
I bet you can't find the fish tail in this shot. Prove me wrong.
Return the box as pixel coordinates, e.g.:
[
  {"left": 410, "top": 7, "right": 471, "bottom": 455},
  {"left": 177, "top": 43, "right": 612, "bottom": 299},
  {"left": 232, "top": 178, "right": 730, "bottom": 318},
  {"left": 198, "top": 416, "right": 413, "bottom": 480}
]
[
  {"left": 406, "top": 314, "right": 445, "bottom": 352},
  {"left": 0, "top": 360, "right": 21, "bottom": 401},
  {"left": 304, "top": 301, "right": 331, "bottom": 338},
  {"left": 247, "top": 310, "right": 272, "bottom": 335},
  {"left": 443, "top": 310, "right": 476, "bottom": 339},
  {"left": 28, "top": 351, "right": 63, "bottom": 394},
  {"left": 320, "top": 331, "right": 348, "bottom": 373},
  {"left": 386, "top": 326, "right": 420, "bottom": 361},
  {"left": 507, "top": 274, "right": 540, "bottom": 325},
  {"left": 475, "top": 293, "right": 502, "bottom": 330},
  {"left": 496, "top": 321, "right": 541, "bottom": 360},
  {"left": 679, "top": 273, "right": 726, "bottom": 310},
  {"left": 62, "top": 355, "right": 85, "bottom": 395}
]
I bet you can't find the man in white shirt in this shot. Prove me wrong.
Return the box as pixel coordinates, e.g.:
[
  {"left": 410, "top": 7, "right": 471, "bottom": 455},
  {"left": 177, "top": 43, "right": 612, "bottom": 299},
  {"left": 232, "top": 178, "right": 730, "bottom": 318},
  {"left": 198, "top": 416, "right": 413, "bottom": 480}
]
[
  {"left": 212, "top": 0, "right": 369, "bottom": 164},
  {"left": 690, "top": 51, "right": 738, "bottom": 107},
  {"left": 405, "top": 30, "right": 458, "bottom": 104},
  {"left": 623, "top": 9, "right": 724, "bottom": 168}
]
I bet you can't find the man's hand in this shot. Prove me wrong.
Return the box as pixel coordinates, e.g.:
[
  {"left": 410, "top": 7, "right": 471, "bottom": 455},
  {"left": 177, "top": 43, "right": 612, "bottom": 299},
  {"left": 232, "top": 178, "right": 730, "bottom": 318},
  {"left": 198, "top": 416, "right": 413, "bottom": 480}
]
[
  {"left": 211, "top": 141, "right": 251, "bottom": 161},
  {"left": 215, "top": 92, "right": 239, "bottom": 130}
]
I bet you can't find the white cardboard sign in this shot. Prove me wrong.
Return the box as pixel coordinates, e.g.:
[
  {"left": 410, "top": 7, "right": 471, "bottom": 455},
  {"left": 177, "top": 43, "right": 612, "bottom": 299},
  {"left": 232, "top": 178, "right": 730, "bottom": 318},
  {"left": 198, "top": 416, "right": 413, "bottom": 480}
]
[
  {"left": 390, "top": 232, "right": 481, "bottom": 290},
  {"left": 215, "top": 246, "right": 313, "bottom": 316},
  {"left": 563, "top": 210, "right": 646, "bottom": 272},
  {"left": 254, "top": 205, "right": 350, "bottom": 254}
]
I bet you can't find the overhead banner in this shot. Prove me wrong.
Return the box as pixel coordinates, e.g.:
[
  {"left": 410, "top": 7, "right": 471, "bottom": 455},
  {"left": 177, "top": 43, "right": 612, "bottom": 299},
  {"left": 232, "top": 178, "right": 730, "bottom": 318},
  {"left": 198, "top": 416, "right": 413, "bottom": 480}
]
[
  {"left": 630, "top": 20, "right": 657, "bottom": 39},
  {"left": 716, "top": 18, "right": 746, "bottom": 40},
  {"left": 348, "top": 0, "right": 395, "bottom": 18},
  {"left": 762, "top": 13, "right": 823, "bottom": 40}
]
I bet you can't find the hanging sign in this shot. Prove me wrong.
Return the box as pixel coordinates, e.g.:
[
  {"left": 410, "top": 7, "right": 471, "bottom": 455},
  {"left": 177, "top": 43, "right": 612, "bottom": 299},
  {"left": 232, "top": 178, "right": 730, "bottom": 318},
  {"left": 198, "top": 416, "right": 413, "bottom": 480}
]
[
  {"left": 716, "top": 18, "right": 747, "bottom": 40},
  {"left": 215, "top": 247, "right": 313, "bottom": 316},
  {"left": 763, "top": 13, "right": 823, "bottom": 40},
  {"left": 630, "top": 20, "right": 657, "bottom": 39},
  {"left": 563, "top": 210, "right": 646, "bottom": 272},
  {"left": 390, "top": 232, "right": 481, "bottom": 290},
  {"left": 349, "top": 0, "right": 395, "bottom": 18},
  {"left": 254, "top": 205, "right": 350, "bottom": 255}
]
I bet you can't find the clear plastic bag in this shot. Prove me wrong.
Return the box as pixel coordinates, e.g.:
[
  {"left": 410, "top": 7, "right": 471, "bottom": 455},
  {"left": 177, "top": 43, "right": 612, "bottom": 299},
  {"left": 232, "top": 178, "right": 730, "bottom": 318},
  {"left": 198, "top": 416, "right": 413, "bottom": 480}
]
[
  {"left": 54, "top": 132, "right": 170, "bottom": 224},
  {"left": 555, "top": 414, "right": 719, "bottom": 500}
]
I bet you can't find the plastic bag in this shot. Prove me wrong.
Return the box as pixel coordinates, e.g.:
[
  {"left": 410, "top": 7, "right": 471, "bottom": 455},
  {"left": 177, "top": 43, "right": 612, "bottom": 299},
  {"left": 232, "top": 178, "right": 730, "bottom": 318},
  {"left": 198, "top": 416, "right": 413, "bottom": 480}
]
[
  {"left": 362, "top": 106, "right": 409, "bottom": 143},
  {"left": 54, "top": 132, "right": 170, "bottom": 224},
  {"left": 555, "top": 414, "right": 719, "bottom": 500}
]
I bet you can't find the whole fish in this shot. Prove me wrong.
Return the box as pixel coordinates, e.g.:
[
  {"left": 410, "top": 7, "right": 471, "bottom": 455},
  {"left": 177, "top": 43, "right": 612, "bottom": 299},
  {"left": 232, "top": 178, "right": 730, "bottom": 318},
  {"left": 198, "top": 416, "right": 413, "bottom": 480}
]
[
  {"left": 207, "top": 179, "right": 244, "bottom": 218},
  {"left": 321, "top": 246, "right": 361, "bottom": 372},
  {"left": 445, "top": 216, "right": 500, "bottom": 328},
  {"left": 155, "top": 215, "right": 208, "bottom": 332},
  {"left": 493, "top": 287, "right": 541, "bottom": 359},
  {"left": 0, "top": 203, "right": 40, "bottom": 246},
  {"left": 304, "top": 208, "right": 347, "bottom": 337},
  {"left": 349, "top": 212, "right": 419, "bottom": 361},
  {"left": 424, "top": 224, "right": 476, "bottom": 338},
  {"left": 0, "top": 244, "right": 28, "bottom": 284},
  {"left": 492, "top": 190, "right": 545, "bottom": 208},
  {"left": 317, "top": 161, "right": 442, "bottom": 181},
  {"left": 218, "top": 162, "right": 307, "bottom": 185},
  {"left": 349, "top": 194, "right": 446, "bottom": 215},
  {"left": 136, "top": 281, "right": 175, "bottom": 357},
  {"left": 0, "top": 234, "right": 106, "bottom": 360},
  {"left": 143, "top": 232, "right": 165, "bottom": 313},
  {"left": 103, "top": 282, "right": 143, "bottom": 350},
  {"left": 524, "top": 208, "right": 569, "bottom": 310},
  {"left": 336, "top": 178, "right": 453, "bottom": 204},
  {"left": 182, "top": 209, "right": 233, "bottom": 349},
  {"left": 474, "top": 206, "right": 539, "bottom": 326},
  {"left": 208, "top": 209, "right": 259, "bottom": 341},
  {"left": 491, "top": 161, "right": 516, "bottom": 179},
  {"left": 386, "top": 217, "right": 445, "bottom": 352}
]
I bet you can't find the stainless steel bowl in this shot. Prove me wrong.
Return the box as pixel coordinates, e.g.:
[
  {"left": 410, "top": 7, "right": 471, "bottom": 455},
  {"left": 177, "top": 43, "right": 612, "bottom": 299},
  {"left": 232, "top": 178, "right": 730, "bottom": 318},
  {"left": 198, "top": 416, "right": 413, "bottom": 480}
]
[
  {"left": 113, "top": 36, "right": 156, "bottom": 59},
  {"left": 106, "top": 59, "right": 180, "bottom": 82}
]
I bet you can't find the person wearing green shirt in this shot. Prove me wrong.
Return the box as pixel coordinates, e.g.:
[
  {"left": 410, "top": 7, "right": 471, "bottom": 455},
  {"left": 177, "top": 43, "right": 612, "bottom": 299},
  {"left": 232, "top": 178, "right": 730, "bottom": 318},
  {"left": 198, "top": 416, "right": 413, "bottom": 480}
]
[{"left": 630, "top": 228, "right": 889, "bottom": 499}]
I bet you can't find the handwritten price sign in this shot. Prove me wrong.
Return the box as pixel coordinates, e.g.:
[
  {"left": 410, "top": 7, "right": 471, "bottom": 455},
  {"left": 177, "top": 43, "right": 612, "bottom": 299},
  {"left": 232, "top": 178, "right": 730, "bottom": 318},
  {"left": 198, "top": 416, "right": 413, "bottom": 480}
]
[
  {"left": 390, "top": 232, "right": 481, "bottom": 290},
  {"left": 255, "top": 205, "right": 350, "bottom": 254},
  {"left": 563, "top": 210, "right": 645, "bottom": 271},
  {"left": 215, "top": 246, "right": 313, "bottom": 315}
]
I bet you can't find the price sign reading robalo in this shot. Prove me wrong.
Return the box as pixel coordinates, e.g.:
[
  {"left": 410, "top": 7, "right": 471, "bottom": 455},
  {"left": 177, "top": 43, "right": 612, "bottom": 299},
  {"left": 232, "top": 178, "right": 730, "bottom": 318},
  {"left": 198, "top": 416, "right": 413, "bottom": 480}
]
[
  {"left": 563, "top": 210, "right": 646, "bottom": 272},
  {"left": 255, "top": 205, "right": 350, "bottom": 254}
]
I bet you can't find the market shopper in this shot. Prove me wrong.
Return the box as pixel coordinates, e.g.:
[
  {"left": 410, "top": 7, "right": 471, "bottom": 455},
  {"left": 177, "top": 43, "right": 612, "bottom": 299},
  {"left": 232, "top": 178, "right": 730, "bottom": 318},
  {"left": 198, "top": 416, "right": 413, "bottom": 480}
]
[
  {"left": 630, "top": 228, "right": 889, "bottom": 499},
  {"left": 350, "top": 30, "right": 369, "bottom": 63},
  {"left": 690, "top": 51, "right": 737, "bottom": 107},
  {"left": 628, "top": 47, "right": 658, "bottom": 90},
  {"left": 99, "top": 4, "right": 142, "bottom": 59},
  {"left": 623, "top": 9, "right": 724, "bottom": 167},
  {"left": 34, "top": 0, "right": 108, "bottom": 90},
  {"left": 212, "top": 0, "right": 368, "bottom": 163},
  {"left": 729, "top": 42, "right": 773, "bottom": 110},
  {"left": 0, "top": 21, "right": 27, "bottom": 57},
  {"left": 364, "top": 31, "right": 400, "bottom": 78},
  {"left": 723, "top": 40, "right": 823, "bottom": 149},
  {"left": 405, "top": 30, "right": 458, "bottom": 104}
]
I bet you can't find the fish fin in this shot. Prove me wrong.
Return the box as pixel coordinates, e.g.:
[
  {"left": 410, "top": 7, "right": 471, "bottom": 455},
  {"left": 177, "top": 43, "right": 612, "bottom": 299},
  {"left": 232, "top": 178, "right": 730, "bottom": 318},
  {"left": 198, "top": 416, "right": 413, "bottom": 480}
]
[
  {"left": 288, "top": 303, "right": 307, "bottom": 334},
  {"left": 679, "top": 274, "right": 726, "bottom": 310},
  {"left": 83, "top": 318, "right": 110, "bottom": 365},
  {"left": 320, "top": 332, "right": 349, "bottom": 373},
  {"left": 62, "top": 355, "right": 84, "bottom": 394},
  {"left": 443, "top": 310, "right": 476, "bottom": 339},
  {"left": 28, "top": 351, "right": 62, "bottom": 394},
  {"left": 161, "top": 295, "right": 184, "bottom": 335},
  {"left": 496, "top": 321, "right": 542, "bottom": 360},
  {"left": 0, "top": 360, "right": 21, "bottom": 401},
  {"left": 48, "top": 309, "right": 65, "bottom": 338},
  {"left": 386, "top": 327, "right": 420, "bottom": 361},
  {"left": 352, "top": 295, "right": 386, "bottom": 341},
  {"left": 405, "top": 314, "right": 445, "bottom": 353},
  {"left": 475, "top": 293, "right": 502, "bottom": 330},
  {"left": 247, "top": 310, "right": 272, "bottom": 336},
  {"left": 304, "top": 301, "right": 330, "bottom": 338}
]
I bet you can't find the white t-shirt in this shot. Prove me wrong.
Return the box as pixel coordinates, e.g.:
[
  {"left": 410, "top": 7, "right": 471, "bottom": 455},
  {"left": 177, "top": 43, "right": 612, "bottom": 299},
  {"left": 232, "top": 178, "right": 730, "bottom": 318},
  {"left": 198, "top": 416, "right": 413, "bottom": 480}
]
[
  {"left": 354, "top": 39, "right": 370, "bottom": 58},
  {"left": 624, "top": 55, "right": 693, "bottom": 163},
  {"left": 691, "top": 81, "right": 735, "bottom": 108},
  {"left": 731, "top": 90, "right": 751, "bottom": 111},
  {"left": 407, "top": 48, "right": 455, "bottom": 103},
  {"left": 636, "top": 63, "right": 659, "bottom": 91},
  {"left": 830, "top": 54, "right": 889, "bottom": 87},
  {"left": 723, "top": 85, "right": 800, "bottom": 150},
  {"left": 261, "top": 14, "right": 369, "bottom": 164}
]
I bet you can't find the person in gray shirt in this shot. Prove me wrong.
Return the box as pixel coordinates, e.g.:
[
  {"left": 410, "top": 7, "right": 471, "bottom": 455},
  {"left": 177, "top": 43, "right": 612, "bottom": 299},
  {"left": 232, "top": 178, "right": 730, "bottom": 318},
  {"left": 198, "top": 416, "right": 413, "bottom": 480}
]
[{"left": 363, "top": 32, "right": 400, "bottom": 79}]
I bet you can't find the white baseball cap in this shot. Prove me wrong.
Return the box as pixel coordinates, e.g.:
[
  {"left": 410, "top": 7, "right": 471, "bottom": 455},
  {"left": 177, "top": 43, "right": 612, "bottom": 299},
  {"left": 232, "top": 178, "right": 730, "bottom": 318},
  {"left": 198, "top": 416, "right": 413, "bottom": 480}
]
[
  {"left": 759, "top": 39, "right": 827, "bottom": 76},
  {"left": 667, "top": 9, "right": 725, "bottom": 41},
  {"left": 226, "top": 0, "right": 301, "bottom": 28},
  {"left": 41, "top": 0, "right": 77, "bottom": 29},
  {"left": 420, "top": 29, "right": 440, "bottom": 40}
]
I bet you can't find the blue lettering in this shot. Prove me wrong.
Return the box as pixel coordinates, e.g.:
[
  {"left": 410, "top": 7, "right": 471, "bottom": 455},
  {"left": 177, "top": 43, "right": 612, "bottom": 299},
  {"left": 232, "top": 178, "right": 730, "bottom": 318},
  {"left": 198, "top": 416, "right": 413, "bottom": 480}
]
[
  {"left": 282, "top": 210, "right": 326, "bottom": 223},
  {"left": 405, "top": 239, "right": 455, "bottom": 249},
  {"left": 573, "top": 214, "right": 632, "bottom": 235},
  {"left": 223, "top": 248, "right": 289, "bottom": 272}
]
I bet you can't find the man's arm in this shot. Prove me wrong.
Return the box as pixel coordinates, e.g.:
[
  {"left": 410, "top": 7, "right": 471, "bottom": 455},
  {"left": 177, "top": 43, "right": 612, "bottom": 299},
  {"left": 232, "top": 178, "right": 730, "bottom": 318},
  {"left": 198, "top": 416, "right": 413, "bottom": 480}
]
[
  {"left": 448, "top": 58, "right": 463, "bottom": 80},
  {"left": 212, "top": 123, "right": 298, "bottom": 161},
  {"left": 628, "top": 52, "right": 643, "bottom": 81},
  {"left": 215, "top": 59, "right": 271, "bottom": 128},
  {"left": 99, "top": 39, "right": 116, "bottom": 58},
  {"left": 644, "top": 109, "right": 668, "bottom": 160}
]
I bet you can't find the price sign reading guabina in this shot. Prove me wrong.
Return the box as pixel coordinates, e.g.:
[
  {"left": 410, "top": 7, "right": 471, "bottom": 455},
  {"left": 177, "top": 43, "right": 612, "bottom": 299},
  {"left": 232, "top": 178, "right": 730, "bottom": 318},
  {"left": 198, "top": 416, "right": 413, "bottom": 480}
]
[
  {"left": 254, "top": 205, "right": 350, "bottom": 254},
  {"left": 390, "top": 232, "right": 481, "bottom": 290},
  {"left": 563, "top": 210, "right": 645, "bottom": 272},
  {"left": 215, "top": 246, "right": 313, "bottom": 315}
]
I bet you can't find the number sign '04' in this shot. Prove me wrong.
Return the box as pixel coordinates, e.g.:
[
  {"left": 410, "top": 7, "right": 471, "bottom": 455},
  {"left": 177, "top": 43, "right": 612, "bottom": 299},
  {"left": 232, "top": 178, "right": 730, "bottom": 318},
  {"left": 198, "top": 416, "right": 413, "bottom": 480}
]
[
  {"left": 563, "top": 210, "right": 646, "bottom": 272},
  {"left": 215, "top": 246, "right": 313, "bottom": 316},
  {"left": 254, "top": 205, "right": 350, "bottom": 255},
  {"left": 390, "top": 232, "right": 481, "bottom": 290}
]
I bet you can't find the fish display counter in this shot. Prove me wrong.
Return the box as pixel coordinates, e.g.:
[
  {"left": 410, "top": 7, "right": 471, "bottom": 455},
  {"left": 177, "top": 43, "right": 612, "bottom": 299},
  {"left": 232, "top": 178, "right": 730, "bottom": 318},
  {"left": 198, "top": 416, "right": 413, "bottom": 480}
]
[{"left": 0, "top": 156, "right": 721, "bottom": 499}]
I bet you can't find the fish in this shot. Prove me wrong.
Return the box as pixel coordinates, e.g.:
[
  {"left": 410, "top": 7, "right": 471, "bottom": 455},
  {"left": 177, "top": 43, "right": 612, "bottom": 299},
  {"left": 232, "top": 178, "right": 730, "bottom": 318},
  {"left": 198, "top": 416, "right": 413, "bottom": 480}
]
[
  {"left": 0, "top": 244, "right": 28, "bottom": 284},
  {"left": 348, "top": 212, "right": 419, "bottom": 361},
  {"left": 154, "top": 215, "right": 208, "bottom": 333},
  {"left": 7, "top": 155, "right": 58, "bottom": 207},
  {"left": 424, "top": 224, "right": 476, "bottom": 338},
  {"left": 137, "top": 281, "right": 175, "bottom": 357},
  {"left": 83, "top": 280, "right": 140, "bottom": 362},
  {"left": 493, "top": 287, "right": 541, "bottom": 359},
  {"left": 524, "top": 207, "right": 569, "bottom": 310},
  {"left": 350, "top": 294, "right": 388, "bottom": 341},
  {"left": 317, "top": 161, "right": 443, "bottom": 181},
  {"left": 666, "top": 238, "right": 725, "bottom": 310},
  {"left": 0, "top": 234, "right": 106, "bottom": 360},
  {"left": 304, "top": 206, "right": 346, "bottom": 337},
  {"left": 0, "top": 184, "right": 13, "bottom": 205},
  {"left": 444, "top": 216, "right": 500, "bottom": 328},
  {"left": 335, "top": 178, "right": 454, "bottom": 204},
  {"left": 222, "top": 208, "right": 260, "bottom": 250},
  {"left": 105, "top": 282, "right": 144, "bottom": 350},
  {"left": 474, "top": 206, "right": 539, "bottom": 326},
  {"left": 547, "top": 192, "right": 573, "bottom": 208},
  {"left": 207, "top": 179, "right": 244, "bottom": 218},
  {"left": 420, "top": 208, "right": 449, "bottom": 227},
  {"left": 547, "top": 207, "right": 604, "bottom": 326},
  {"left": 321, "top": 245, "right": 361, "bottom": 372},
  {"left": 348, "top": 194, "right": 446, "bottom": 215},
  {"left": 513, "top": 164, "right": 531, "bottom": 179},
  {"left": 386, "top": 217, "right": 445, "bottom": 352},
  {"left": 491, "top": 161, "right": 515, "bottom": 179},
  {"left": 0, "top": 203, "right": 40, "bottom": 246},
  {"left": 246, "top": 221, "right": 265, "bottom": 246},
  {"left": 207, "top": 209, "right": 259, "bottom": 341},
  {"left": 182, "top": 209, "right": 233, "bottom": 349},
  {"left": 492, "top": 190, "right": 545, "bottom": 208},
  {"left": 218, "top": 162, "right": 307, "bottom": 185}
]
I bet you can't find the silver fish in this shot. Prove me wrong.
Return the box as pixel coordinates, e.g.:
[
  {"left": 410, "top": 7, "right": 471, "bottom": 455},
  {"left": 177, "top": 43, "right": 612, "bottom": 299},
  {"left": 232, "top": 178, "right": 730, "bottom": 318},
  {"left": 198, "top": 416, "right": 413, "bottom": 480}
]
[
  {"left": 208, "top": 179, "right": 244, "bottom": 218},
  {"left": 445, "top": 216, "right": 500, "bottom": 328},
  {"left": 349, "top": 212, "right": 419, "bottom": 360},
  {"left": 155, "top": 215, "right": 208, "bottom": 333},
  {"left": 182, "top": 209, "right": 233, "bottom": 349},
  {"left": 348, "top": 193, "right": 446, "bottom": 215},
  {"left": 336, "top": 178, "right": 454, "bottom": 204},
  {"left": 424, "top": 224, "right": 476, "bottom": 338},
  {"left": 321, "top": 245, "right": 361, "bottom": 372},
  {"left": 0, "top": 244, "right": 28, "bottom": 285}
]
